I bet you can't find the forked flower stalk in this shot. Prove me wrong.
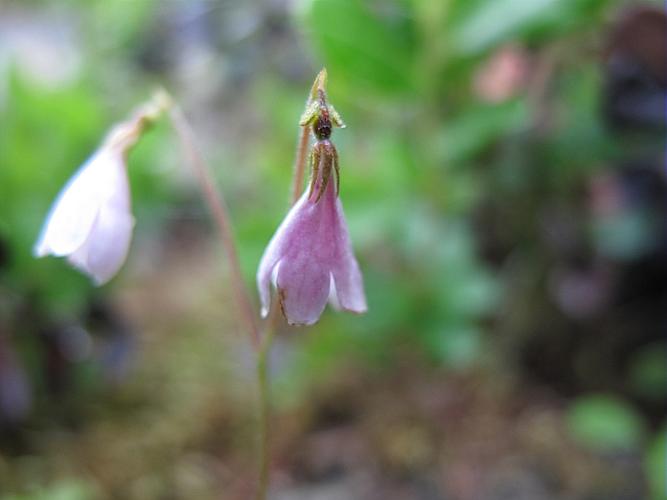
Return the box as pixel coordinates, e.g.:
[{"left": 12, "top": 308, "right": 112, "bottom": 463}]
[{"left": 168, "top": 103, "right": 262, "bottom": 352}]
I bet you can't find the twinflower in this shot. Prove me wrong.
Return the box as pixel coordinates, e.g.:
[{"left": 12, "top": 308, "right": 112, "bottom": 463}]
[
  {"left": 34, "top": 96, "right": 166, "bottom": 285},
  {"left": 257, "top": 74, "right": 367, "bottom": 325}
]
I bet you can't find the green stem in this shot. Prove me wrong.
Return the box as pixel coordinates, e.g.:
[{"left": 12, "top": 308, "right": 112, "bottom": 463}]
[
  {"left": 164, "top": 81, "right": 315, "bottom": 498},
  {"left": 255, "top": 325, "right": 275, "bottom": 500},
  {"left": 291, "top": 125, "right": 310, "bottom": 204},
  {"left": 255, "top": 92, "right": 313, "bottom": 493}
]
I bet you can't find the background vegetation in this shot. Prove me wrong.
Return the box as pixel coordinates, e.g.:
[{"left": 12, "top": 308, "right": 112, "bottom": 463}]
[{"left": 0, "top": 0, "right": 665, "bottom": 498}]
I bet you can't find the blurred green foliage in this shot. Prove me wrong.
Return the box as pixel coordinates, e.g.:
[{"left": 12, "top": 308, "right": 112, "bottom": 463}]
[
  {"left": 0, "top": 72, "right": 175, "bottom": 316},
  {"left": 628, "top": 342, "right": 667, "bottom": 401},
  {"left": 0, "top": 0, "right": 664, "bottom": 497},
  {"left": 646, "top": 425, "right": 667, "bottom": 500},
  {"left": 0, "top": 73, "right": 103, "bottom": 314},
  {"left": 4, "top": 480, "right": 97, "bottom": 500},
  {"left": 566, "top": 394, "right": 647, "bottom": 452}
]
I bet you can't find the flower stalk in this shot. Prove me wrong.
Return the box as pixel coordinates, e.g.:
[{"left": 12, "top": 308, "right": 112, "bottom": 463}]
[
  {"left": 35, "top": 71, "right": 363, "bottom": 500},
  {"left": 291, "top": 69, "right": 327, "bottom": 204},
  {"left": 167, "top": 102, "right": 262, "bottom": 353},
  {"left": 166, "top": 98, "right": 271, "bottom": 499},
  {"left": 292, "top": 128, "right": 311, "bottom": 204},
  {"left": 253, "top": 73, "right": 329, "bottom": 498},
  {"left": 254, "top": 324, "right": 275, "bottom": 500},
  {"left": 257, "top": 69, "right": 366, "bottom": 326}
]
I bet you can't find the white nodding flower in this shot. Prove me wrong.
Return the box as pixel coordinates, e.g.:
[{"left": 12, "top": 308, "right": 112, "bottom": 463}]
[{"left": 34, "top": 107, "right": 157, "bottom": 285}]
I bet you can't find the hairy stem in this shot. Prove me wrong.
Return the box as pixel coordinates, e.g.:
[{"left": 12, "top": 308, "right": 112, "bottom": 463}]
[
  {"left": 291, "top": 68, "right": 327, "bottom": 204},
  {"left": 168, "top": 105, "right": 261, "bottom": 352}
]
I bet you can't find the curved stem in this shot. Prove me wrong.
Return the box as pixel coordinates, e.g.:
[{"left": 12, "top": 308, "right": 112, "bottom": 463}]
[
  {"left": 168, "top": 105, "right": 262, "bottom": 352},
  {"left": 165, "top": 79, "right": 318, "bottom": 499}
]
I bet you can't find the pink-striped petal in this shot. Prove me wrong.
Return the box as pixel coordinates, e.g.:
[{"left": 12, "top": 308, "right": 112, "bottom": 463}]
[
  {"left": 256, "top": 177, "right": 366, "bottom": 325},
  {"left": 330, "top": 197, "right": 367, "bottom": 313}
]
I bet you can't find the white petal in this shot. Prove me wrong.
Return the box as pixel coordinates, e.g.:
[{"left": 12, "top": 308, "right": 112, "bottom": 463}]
[
  {"left": 35, "top": 144, "right": 134, "bottom": 285},
  {"left": 74, "top": 206, "right": 134, "bottom": 286},
  {"left": 70, "top": 157, "right": 133, "bottom": 285},
  {"left": 34, "top": 149, "right": 128, "bottom": 257},
  {"left": 328, "top": 272, "right": 341, "bottom": 310}
]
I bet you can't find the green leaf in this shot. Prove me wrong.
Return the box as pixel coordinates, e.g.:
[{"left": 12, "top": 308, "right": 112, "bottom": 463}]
[
  {"left": 454, "top": 0, "right": 557, "bottom": 54},
  {"left": 645, "top": 426, "right": 667, "bottom": 500},
  {"left": 566, "top": 394, "right": 646, "bottom": 452},
  {"left": 298, "top": 0, "right": 417, "bottom": 93},
  {"left": 4, "top": 479, "right": 98, "bottom": 500},
  {"left": 628, "top": 343, "right": 667, "bottom": 401},
  {"left": 452, "top": 0, "right": 609, "bottom": 55},
  {"left": 435, "top": 99, "right": 529, "bottom": 165},
  {"left": 427, "top": 325, "right": 482, "bottom": 369}
]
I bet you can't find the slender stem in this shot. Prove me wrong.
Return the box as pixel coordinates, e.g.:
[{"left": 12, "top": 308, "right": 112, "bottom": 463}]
[
  {"left": 168, "top": 105, "right": 262, "bottom": 353},
  {"left": 166, "top": 77, "right": 320, "bottom": 498},
  {"left": 255, "top": 89, "right": 321, "bottom": 495},
  {"left": 291, "top": 69, "right": 327, "bottom": 204},
  {"left": 254, "top": 324, "right": 275, "bottom": 500},
  {"left": 291, "top": 126, "right": 310, "bottom": 204},
  {"left": 255, "top": 121, "right": 310, "bottom": 498},
  {"left": 168, "top": 100, "right": 280, "bottom": 499}
]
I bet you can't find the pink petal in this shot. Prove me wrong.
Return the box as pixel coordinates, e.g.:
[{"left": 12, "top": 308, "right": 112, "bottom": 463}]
[
  {"left": 330, "top": 197, "right": 367, "bottom": 313},
  {"left": 275, "top": 251, "right": 330, "bottom": 326},
  {"left": 257, "top": 184, "right": 335, "bottom": 324},
  {"left": 273, "top": 185, "right": 335, "bottom": 324},
  {"left": 256, "top": 193, "right": 310, "bottom": 317},
  {"left": 257, "top": 177, "right": 366, "bottom": 325}
]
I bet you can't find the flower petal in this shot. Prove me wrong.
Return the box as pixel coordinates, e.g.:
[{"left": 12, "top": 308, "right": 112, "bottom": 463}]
[
  {"left": 275, "top": 252, "right": 330, "bottom": 326},
  {"left": 272, "top": 185, "right": 337, "bottom": 325},
  {"left": 256, "top": 191, "right": 312, "bottom": 317},
  {"left": 75, "top": 206, "right": 134, "bottom": 286},
  {"left": 330, "top": 198, "right": 367, "bottom": 313},
  {"left": 73, "top": 157, "right": 133, "bottom": 285},
  {"left": 34, "top": 156, "right": 103, "bottom": 257},
  {"left": 327, "top": 273, "right": 340, "bottom": 310},
  {"left": 33, "top": 149, "right": 127, "bottom": 258},
  {"left": 257, "top": 176, "right": 366, "bottom": 324}
]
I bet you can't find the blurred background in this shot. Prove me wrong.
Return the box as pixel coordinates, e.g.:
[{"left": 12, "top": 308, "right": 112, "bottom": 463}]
[{"left": 0, "top": 0, "right": 665, "bottom": 498}]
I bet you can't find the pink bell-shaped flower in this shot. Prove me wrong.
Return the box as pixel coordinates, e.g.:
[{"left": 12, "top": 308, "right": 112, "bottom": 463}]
[
  {"left": 257, "top": 79, "right": 366, "bottom": 326},
  {"left": 34, "top": 101, "right": 161, "bottom": 285},
  {"left": 257, "top": 175, "right": 367, "bottom": 326}
]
